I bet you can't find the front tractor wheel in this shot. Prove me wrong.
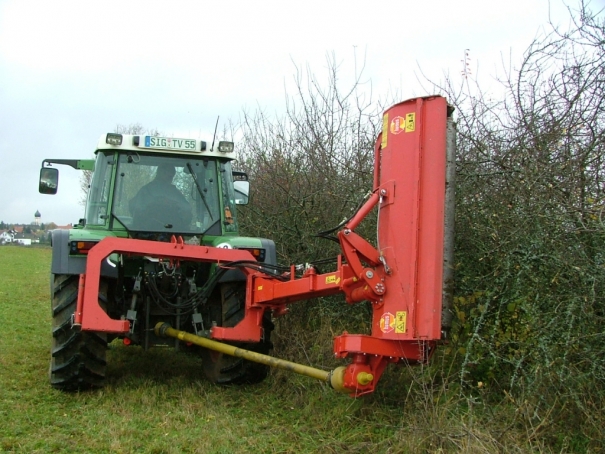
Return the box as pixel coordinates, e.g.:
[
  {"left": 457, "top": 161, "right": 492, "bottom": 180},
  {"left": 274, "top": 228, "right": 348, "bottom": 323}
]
[
  {"left": 50, "top": 274, "right": 108, "bottom": 391},
  {"left": 202, "top": 283, "right": 273, "bottom": 385}
]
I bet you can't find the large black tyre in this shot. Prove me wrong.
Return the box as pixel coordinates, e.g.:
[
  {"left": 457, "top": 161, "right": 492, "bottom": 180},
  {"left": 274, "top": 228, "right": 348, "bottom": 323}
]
[
  {"left": 50, "top": 274, "right": 108, "bottom": 391},
  {"left": 202, "top": 282, "right": 273, "bottom": 384}
]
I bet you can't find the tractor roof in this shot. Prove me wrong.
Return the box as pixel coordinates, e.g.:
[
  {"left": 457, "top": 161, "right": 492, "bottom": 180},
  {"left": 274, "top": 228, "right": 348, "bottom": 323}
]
[{"left": 95, "top": 133, "right": 236, "bottom": 160}]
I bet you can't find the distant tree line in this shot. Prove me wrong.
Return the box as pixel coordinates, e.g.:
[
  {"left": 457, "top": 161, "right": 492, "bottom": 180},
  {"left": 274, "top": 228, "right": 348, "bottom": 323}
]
[{"left": 0, "top": 221, "right": 55, "bottom": 231}]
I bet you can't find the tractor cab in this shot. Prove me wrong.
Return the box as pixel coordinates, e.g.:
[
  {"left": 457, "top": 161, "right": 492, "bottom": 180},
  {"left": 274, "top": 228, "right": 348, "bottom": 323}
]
[{"left": 40, "top": 133, "right": 250, "bottom": 239}]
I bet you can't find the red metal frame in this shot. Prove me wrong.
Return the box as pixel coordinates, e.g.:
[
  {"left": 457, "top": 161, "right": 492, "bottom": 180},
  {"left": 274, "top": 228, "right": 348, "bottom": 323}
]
[
  {"left": 75, "top": 96, "right": 449, "bottom": 396},
  {"left": 74, "top": 236, "right": 258, "bottom": 334}
]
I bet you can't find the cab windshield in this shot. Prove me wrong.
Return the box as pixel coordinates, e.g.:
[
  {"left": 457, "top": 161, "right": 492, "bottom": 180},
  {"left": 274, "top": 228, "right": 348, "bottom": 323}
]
[{"left": 110, "top": 153, "right": 224, "bottom": 235}]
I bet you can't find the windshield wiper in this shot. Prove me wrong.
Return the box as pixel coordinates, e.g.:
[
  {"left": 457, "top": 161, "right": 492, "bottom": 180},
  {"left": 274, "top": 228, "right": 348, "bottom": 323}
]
[{"left": 186, "top": 162, "right": 214, "bottom": 221}]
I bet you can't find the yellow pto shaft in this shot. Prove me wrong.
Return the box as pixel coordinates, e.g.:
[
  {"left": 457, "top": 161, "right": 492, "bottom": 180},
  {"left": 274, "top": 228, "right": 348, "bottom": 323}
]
[{"left": 154, "top": 322, "right": 349, "bottom": 392}]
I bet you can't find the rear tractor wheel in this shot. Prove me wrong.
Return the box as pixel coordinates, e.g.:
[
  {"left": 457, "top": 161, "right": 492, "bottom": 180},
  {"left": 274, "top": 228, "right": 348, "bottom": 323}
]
[
  {"left": 49, "top": 274, "right": 108, "bottom": 391},
  {"left": 202, "top": 282, "right": 273, "bottom": 385}
]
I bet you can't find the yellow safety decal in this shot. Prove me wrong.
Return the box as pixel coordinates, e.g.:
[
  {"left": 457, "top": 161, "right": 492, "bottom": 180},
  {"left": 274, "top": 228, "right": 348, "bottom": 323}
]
[
  {"left": 257, "top": 285, "right": 263, "bottom": 291},
  {"left": 405, "top": 113, "right": 415, "bottom": 132},
  {"left": 325, "top": 275, "right": 341, "bottom": 285},
  {"left": 395, "top": 311, "right": 407, "bottom": 333},
  {"left": 379, "top": 312, "right": 395, "bottom": 333},
  {"left": 381, "top": 113, "right": 389, "bottom": 148}
]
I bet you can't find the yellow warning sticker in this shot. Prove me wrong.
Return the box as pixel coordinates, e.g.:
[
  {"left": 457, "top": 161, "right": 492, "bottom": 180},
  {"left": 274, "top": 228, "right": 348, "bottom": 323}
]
[
  {"left": 381, "top": 113, "right": 388, "bottom": 148},
  {"left": 257, "top": 285, "right": 263, "bottom": 291},
  {"left": 395, "top": 311, "right": 407, "bottom": 333},
  {"left": 325, "top": 275, "right": 340, "bottom": 285},
  {"left": 405, "top": 113, "right": 415, "bottom": 132}
]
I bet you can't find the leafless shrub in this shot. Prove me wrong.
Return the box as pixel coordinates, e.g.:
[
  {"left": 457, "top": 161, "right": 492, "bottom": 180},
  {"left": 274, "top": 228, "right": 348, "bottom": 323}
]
[{"left": 428, "top": 1, "right": 605, "bottom": 448}]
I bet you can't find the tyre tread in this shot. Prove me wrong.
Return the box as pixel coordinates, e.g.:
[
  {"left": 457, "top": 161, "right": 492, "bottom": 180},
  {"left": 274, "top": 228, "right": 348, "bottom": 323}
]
[{"left": 49, "top": 274, "right": 108, "bottom": 391}]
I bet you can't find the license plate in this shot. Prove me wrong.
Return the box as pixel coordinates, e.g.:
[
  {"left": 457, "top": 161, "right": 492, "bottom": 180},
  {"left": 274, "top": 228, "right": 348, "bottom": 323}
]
[{"left": 143, "top": 136, "right": 197, "bottom": 151}]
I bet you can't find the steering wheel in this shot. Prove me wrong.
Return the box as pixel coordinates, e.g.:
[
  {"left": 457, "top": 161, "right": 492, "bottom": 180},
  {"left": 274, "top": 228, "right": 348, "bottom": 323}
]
[{"left": 132, "top": 197, "right": 191, "bottom": 231}]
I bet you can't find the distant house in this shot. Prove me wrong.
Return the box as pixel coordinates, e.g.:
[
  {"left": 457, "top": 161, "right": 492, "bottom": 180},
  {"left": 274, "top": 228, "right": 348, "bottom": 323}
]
[
  {"left": 12, "top": 228, "right": 41, "bottom": 246},
  {"left": 0, "top": 230, "right": 14, "bottom": 244},
  {"left": 0, "top": 222, "right": 67, "bottom": 246}
]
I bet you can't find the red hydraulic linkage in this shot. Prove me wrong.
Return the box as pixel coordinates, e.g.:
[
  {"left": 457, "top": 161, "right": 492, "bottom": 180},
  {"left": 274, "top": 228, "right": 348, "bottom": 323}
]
[
  {"left": 73, "top": 235, "right": 260, "bottom": 335},
  {"left": 75, "top": 95, "right": 449, "bottom": 396}
]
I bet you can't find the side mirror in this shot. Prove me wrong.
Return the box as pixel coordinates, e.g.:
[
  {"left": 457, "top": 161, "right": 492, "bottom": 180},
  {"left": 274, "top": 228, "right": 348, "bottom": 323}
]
[
  {"left": 233, "top": 180, "right": 250, "bottom": 205},
  {"left": 39, "top": 167, "right": 59, "bottom": 194}
]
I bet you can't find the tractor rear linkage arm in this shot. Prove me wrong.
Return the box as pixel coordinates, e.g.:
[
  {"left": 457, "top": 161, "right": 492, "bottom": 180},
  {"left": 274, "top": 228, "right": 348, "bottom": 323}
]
[{"left": 74, "top": 96, "right": 454, "bottom": 397}]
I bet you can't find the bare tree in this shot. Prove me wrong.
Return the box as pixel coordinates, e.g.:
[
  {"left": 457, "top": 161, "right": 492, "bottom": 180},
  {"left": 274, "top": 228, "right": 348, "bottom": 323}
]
[
  {"left": 235, "top": 54, "right": 385, "bottom": 265},
  {"left": 422, "top": 1, "right": 605, "bottom": 444}
]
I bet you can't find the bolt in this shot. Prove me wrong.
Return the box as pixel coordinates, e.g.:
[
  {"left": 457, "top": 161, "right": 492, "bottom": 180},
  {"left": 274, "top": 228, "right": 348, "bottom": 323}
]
[
  {"left": 357, "top": 372, "right": 374, "bottom": 386},
  {"left": 365, "top": 270, "right": 374, "bottom": 279},
  {"left": 380, "top": 189, "right": 387, "bottom": 196}
]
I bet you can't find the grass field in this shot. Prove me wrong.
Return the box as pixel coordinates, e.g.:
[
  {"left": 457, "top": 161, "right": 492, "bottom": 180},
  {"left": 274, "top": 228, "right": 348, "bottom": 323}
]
[{"left": 0, "top": 245, "right": 587, "bottom": 453}]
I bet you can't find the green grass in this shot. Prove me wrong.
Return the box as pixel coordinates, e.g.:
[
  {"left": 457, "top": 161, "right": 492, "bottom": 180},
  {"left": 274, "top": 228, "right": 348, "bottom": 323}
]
[{"left": 0, "top": 246, "right": 596, "bottom": 453}]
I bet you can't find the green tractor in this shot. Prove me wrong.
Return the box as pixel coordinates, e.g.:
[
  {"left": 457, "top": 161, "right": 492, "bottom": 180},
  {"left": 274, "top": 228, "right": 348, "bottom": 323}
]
[{"left": 40, "top": 133, "right": 276, "bottom": 390}]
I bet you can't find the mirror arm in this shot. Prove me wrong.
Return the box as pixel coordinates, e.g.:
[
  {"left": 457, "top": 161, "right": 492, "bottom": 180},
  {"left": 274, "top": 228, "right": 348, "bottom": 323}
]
[{"left": 42, "top": 159, "right": 94, "bottom": 170}]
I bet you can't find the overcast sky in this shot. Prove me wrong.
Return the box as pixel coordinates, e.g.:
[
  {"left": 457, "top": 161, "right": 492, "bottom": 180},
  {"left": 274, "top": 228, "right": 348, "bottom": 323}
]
[{"left": 0, "top": 0, "right": 584, "bottom": 225}]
